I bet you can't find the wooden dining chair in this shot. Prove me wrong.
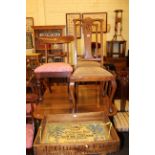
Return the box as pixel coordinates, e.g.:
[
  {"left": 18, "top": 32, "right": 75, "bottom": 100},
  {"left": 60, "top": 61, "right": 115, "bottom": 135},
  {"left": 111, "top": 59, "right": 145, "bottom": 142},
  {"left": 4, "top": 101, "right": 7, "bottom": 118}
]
[
  {"left": 34, "top": 36, "right": 74, "bottom": 102},
  {"left": 70, "top": 18, "right": 117, "bottom": 116},
  {"left": 73, "top": 17, "right": 103, "bottom": 68}
]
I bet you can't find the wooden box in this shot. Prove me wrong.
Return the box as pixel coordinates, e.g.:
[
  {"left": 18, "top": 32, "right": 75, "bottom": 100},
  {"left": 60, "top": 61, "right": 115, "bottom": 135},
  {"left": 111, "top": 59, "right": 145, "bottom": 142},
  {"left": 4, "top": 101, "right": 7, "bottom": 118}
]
[{"left": 33, "top": 112, "right": 120, "bottom": 155}]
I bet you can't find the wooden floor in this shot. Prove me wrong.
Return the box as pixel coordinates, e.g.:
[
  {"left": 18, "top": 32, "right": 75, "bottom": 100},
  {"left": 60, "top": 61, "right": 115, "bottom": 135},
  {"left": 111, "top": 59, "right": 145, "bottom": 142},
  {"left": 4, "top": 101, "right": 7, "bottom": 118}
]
[
  {"left": 32, "top": 83, "right": 129, "bottom": 155},
  {"left": 33, "top": 83, "right": 116, "bottom": 119}
]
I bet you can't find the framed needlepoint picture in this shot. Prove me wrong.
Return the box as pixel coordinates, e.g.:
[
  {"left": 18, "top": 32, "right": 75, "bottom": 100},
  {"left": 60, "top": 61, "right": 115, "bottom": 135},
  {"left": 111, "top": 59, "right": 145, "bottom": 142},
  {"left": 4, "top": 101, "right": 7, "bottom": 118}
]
[{"left": 66, "top": 13, "right": 81, "bottom": 38}]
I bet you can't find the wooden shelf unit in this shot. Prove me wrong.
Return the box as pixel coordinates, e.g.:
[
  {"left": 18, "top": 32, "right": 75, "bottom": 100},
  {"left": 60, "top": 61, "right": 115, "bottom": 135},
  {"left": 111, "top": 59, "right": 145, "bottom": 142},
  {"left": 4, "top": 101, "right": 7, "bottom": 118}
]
[{"left": 32, "top": 25, "right": 66, "bottom": 62}]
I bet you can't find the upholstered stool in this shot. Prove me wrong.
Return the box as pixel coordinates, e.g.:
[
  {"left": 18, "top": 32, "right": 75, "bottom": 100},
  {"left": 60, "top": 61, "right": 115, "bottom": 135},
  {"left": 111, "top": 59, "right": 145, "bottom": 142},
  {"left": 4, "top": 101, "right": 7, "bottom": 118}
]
[
  {"left": 34, "top": 62, "right": 73, "bottom": 102},
  {"left": 113, "top": 112, "right": 129, "bottom": 132}
]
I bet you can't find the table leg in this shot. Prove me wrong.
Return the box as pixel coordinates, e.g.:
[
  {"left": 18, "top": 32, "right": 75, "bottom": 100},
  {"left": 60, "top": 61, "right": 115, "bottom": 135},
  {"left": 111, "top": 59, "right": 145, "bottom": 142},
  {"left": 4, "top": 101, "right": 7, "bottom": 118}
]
[
  {"left": 109, "top": 79, "right": 117, "bottom": 113},
  {"left": 69, "top": 82, "right": 76, "bottom": 113},
  {"left": 36, "top": 79, "right": 43, "bottom": 102},
  {"left": 120, "top": 76, "right": 128, "bottom": 111}
]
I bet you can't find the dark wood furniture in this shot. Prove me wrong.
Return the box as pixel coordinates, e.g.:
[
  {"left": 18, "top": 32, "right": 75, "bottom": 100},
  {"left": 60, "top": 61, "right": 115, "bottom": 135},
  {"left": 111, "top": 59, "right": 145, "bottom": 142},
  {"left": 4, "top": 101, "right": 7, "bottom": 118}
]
[
  {"left": 104, "top": 57, "right": 128, "bottom": 71},
  {"left": 106, "top": 40, "right": 126, "bottom": 58},
  {"left": 32, "top": 25, "right": 65, "bottom": 62},
  {"left": 103, "top": 57, "right": 129, "bottom": 113},
  {"left": 33, "top": 112, "right": 120, "bottom": 155},
  {"left": 116, "top": 70, "right": 129, "bottom": 111},
  {"left": 70, "top": 18, "right": 117, "bottom": 116}
]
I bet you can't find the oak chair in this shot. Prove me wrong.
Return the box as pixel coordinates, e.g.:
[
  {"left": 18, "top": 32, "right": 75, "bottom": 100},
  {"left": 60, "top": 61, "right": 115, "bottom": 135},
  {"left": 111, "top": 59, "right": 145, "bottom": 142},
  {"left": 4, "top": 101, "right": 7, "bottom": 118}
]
[
  {"left": 73, "top": 18, "right": 103, "bottom": 68},
  {"left": 70, "top": 18, "right": 117, "bottom": 116}
]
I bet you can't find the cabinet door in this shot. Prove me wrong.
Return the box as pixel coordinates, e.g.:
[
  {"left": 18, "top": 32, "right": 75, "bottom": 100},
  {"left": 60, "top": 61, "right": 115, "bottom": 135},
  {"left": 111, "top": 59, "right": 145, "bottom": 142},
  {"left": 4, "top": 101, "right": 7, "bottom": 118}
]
[{"left": 106, "top": 41, "right": 126, "bottom": 57}]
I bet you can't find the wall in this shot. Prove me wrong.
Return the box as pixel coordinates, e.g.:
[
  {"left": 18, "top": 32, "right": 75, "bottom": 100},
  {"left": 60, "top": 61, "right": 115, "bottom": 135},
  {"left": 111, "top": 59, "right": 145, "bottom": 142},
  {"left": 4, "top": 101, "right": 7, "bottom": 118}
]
[{"left": 26, "top": 0, "right": 129, "bottom": 63}]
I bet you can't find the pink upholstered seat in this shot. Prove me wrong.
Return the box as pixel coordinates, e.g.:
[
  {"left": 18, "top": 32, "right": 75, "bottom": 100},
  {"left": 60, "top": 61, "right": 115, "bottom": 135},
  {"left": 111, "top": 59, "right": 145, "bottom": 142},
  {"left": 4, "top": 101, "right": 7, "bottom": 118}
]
[
  {"left": 26, "top": 124, "right": 34, "bottom": 149},
  {"left": 34, "top": 62, "right": 73, "bottom": 73}
]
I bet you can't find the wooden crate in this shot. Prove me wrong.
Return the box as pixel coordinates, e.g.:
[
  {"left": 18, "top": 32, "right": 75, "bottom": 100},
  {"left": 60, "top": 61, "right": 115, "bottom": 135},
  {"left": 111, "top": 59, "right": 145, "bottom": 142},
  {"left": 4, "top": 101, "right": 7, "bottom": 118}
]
[{"left": 33, "top": 112, "right": 120, "bottom": 155}]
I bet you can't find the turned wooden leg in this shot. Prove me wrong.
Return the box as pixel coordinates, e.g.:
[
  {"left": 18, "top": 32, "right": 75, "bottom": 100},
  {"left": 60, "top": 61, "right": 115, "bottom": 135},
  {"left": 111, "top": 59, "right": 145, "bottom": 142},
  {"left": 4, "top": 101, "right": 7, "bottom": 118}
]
[
  {"left": 36, "top": 78, "right": 43, "bottom": 103},
  {"left": 100, "top": 81, "right": 108, "bottom": 97},
  {"left": 67, "top": 77, "right": 70, "bottom": 94},
  {"left": 69, "top": 82, "right": 76, "bottom": 113},
  {"left": 120, "top": 76, "right": 128, "bottom": 111},
  {"left": 109, "top": 79, "right": 117, "bottom": 113}
]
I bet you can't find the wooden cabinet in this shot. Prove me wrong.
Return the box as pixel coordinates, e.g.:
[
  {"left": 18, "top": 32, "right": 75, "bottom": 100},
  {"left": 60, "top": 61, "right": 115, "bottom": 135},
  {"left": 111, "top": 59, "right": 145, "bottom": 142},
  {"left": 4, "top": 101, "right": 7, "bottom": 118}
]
[
  {"left": 32, "top": 25, "right": 65, "bottom": 62},
  {"left": 106, "top": 40, "right": 126, "bottom": 58}
]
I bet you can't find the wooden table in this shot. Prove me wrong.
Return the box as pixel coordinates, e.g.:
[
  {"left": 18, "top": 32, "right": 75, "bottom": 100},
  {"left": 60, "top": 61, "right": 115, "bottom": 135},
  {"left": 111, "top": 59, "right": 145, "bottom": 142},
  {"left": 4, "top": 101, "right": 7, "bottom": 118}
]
[{"left": 33, "top": 112, "right": 120, "bottom": 155}]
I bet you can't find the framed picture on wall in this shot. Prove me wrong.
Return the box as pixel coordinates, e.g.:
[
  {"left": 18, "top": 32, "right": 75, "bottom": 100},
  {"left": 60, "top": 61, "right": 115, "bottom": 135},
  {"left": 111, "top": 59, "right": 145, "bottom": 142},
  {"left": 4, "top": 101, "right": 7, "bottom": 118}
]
[
  {"left": 66, "top": 13, "right": 81, "bottom": 38},
  {"left": 26, "top": 17, "right": 34, "bottom": 49},
  {"left": 82, "top": 12, "right": 107, "bottom": 33}
]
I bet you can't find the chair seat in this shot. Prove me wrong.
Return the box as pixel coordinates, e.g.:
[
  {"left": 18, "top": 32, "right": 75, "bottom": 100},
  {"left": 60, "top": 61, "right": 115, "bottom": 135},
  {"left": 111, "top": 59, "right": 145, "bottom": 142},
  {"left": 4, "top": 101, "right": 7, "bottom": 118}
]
[
  {"left": 114, "top": 99, "right": 129, "bottom": 111},
  {"left": 113, "top": 112, "right": 129, "bottom": 132},
  {"left": 70, "top": 67, "right": 114, "bottom": 82},
  {"left": 34, "top": 62, "right": 73, "bottom": 73},
  {"left": 26, "top": 124, "right": 34, "bottom": 149}
]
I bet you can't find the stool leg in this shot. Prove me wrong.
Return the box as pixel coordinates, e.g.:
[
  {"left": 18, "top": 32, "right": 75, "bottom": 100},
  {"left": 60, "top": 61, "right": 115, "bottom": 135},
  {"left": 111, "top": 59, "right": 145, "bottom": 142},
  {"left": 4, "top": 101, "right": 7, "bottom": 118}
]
[{"left": 36, "top": 79, "right": 43, "bottom": 102}]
